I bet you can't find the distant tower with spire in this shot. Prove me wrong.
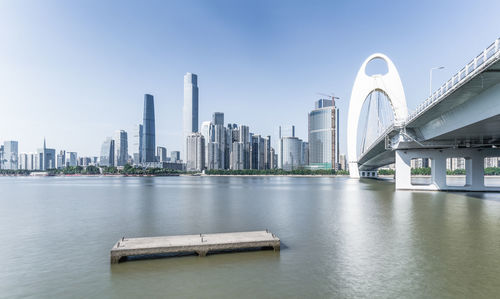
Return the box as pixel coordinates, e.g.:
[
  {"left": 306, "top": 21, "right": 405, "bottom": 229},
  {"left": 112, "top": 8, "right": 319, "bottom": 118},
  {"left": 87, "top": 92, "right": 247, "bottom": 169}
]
[{"left": 38, "top": 137, "right": 55, "bottom": 170}]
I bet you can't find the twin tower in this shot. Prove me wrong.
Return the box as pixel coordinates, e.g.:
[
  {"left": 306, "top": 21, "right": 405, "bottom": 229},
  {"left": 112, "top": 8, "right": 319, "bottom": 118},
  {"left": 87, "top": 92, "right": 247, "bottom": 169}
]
[{"left": 140, "top": 73, "right": 198, "bottom": 163}]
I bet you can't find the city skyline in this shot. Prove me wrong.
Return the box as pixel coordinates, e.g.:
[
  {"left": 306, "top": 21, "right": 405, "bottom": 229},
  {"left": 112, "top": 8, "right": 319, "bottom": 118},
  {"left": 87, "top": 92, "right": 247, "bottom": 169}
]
[{"left": 1, "top": 1, "right": 500, "bottom": 156}]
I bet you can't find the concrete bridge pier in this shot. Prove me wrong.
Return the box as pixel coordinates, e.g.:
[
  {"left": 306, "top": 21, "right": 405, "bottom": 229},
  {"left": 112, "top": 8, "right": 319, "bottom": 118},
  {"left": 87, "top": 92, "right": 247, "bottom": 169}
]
[
  {"left": 395, "top": 148, "right": 500, "bottom": 191},
  {"left": 360, "top": 171, "right": 378, "bottom": 178}
]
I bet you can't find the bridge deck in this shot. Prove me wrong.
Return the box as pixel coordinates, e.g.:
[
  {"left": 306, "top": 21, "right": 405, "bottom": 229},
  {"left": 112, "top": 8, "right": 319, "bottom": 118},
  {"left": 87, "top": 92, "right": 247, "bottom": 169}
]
[{"left": 110, "top": 230, "right": 280, "bottom": 263}]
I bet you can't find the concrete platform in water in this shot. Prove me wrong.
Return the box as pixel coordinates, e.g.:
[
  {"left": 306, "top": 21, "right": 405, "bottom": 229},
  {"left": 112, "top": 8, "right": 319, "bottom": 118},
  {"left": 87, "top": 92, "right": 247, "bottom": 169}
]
[{"left": 110, "top": 230, "right": 280, "bottom": 263}]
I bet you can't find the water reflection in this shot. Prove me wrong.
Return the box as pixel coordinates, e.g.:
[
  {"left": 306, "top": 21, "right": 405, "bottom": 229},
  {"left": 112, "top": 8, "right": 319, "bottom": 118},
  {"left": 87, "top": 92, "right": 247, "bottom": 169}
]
[{"left": 1, "top": 176, "right": 500, "bottom": 298}]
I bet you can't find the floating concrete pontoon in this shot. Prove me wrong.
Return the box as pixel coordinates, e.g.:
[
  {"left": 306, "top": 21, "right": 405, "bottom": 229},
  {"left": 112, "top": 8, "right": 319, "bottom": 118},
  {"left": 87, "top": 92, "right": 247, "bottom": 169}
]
[{"left": 110, "top": 230, "right": 280, "bottom": 263}]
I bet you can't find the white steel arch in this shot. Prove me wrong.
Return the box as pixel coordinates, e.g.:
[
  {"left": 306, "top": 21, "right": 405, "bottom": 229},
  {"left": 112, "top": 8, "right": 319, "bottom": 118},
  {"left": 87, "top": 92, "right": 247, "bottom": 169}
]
[{"left": 347, "top": 53, "right": 408, "bottom": 178}]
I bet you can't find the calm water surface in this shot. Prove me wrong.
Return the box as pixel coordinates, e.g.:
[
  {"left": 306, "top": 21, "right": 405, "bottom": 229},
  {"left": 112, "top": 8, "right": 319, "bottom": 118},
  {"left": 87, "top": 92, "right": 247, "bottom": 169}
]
[{"left": 1, "top": 176, "right": 500, "bottom": 298}]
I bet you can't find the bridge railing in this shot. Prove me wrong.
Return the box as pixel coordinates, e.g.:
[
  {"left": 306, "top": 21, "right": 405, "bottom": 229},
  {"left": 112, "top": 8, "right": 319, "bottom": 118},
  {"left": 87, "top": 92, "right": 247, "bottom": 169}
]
[{"left": 407, "top": 38, "right": 500, "bottom": 123}]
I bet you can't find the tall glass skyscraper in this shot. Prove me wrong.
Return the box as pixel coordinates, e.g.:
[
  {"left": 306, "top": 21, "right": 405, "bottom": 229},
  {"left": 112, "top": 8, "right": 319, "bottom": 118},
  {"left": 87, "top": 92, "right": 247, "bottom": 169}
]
[
  {"left": 142, "top": 94, "right": 156, "bottom": 162},
  {"left": 100, "top": 137, "right": 115, "bottom": 166},
  {"left": 114, "top": 130, "right": 128, "bottom": 166},
  {"left": 281, "top": 137, "right": 303, "bottom": 171},
  {"left": 308, "top": 99, "right": 339, "bottom": 169},
  {"left": 183, "top": 73, "right": 199, "bottom": 158},
  {"left": 134, "top": 124, "right": 143, "bottom": 164}
]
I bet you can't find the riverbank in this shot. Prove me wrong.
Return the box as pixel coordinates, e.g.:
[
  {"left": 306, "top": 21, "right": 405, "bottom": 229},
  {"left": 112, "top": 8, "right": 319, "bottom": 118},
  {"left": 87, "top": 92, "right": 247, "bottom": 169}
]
[
  {"left": 0, "top": 173, "right": 181, "bottom": 177},
  {"left": 200, "top": 174, "right": 349, "bottom": 177}
]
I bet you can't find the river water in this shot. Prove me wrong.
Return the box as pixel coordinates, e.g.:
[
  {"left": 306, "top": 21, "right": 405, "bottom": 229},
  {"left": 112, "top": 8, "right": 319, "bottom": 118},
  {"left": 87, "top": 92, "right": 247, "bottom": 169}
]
[{"left": 1, "top": 176, "right": 500, "bottom": 298}]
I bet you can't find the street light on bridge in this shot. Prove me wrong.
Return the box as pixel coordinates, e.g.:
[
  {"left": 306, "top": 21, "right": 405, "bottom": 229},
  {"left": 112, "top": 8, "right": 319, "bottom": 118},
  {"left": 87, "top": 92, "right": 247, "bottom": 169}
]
[{"left": 429, "top": 66, "right": 445, "bottom": 97}]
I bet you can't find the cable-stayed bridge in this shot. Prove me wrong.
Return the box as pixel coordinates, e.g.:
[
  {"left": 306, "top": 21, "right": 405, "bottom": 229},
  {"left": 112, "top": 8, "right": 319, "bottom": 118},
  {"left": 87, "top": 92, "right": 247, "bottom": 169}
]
[{"left": 348, "top": 38, "right": 500, "bottom": 191}]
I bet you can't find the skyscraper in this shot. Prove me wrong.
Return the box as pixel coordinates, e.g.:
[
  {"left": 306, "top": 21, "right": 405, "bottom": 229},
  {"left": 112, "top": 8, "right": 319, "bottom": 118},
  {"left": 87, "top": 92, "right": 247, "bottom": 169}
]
[
  {"left": 281, "top": 137, "right": 303, "bottom": 171},
  {"left": 302, "top": 142, "right": 309, "bottom": 166},
  {"left": 134, "top": 124, "right": 143, "bottom": 164},
  {"left": 236, "top": 125, "right": 250, "bottom": 169},
  {"left": 207, "top": 112, "right": 226, "bottom": 169},
  {"left": 57, "top": 150, "right": 66, "bottom": 169},
  {"left": 186, "top": 132, "right": 205, "bottom": 172},
  {"left": 308, "top": 99, "right": 339, "bottom": 169},
  {"left": 142, "top": 94, "right": 155, "bottom": 162},
  {"left": 37, "top": 139, "right": 55, "bottom": 170},
  {"left": 114, "top": 130, "right": 128, "bottom": 166},
  {"left": 183, "top": 73, "right": 199, "bottom": 158},
  {"left": 264, "top": 136, "right": 272, "bottom": 169},
  {"left": 100, "top": 137, "right": 115, "bottom": 166},
  {"left": 200, "top": 120, "right": 213, "bottom": 168},
  {"left": 250, "top": 134, "right": 265, "bottom": 170}
]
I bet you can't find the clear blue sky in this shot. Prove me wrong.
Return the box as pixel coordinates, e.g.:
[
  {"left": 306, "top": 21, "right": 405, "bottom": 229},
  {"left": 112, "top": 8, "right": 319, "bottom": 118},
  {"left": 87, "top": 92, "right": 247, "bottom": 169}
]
[{"left": 1, "top": 0, "right": 499, "bottom": 156}]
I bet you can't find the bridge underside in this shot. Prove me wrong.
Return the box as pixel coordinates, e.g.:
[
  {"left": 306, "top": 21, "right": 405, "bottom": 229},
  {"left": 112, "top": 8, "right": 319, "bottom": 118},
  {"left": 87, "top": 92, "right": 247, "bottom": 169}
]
[
  {"left": 407, "top": 58, "right": 500, "bottom": 147},
  {"left": 358, "top": 137, "right": 394, "bottom": 171},
  {"left": 395, "top": 148, "right": 500, "bottom": 191}
]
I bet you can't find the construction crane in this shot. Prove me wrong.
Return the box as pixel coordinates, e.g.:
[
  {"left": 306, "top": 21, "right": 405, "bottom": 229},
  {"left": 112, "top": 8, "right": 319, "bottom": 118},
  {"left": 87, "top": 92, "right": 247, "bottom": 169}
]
[{"left": 317, "top": 92, "right": 340, "bottom": 105}]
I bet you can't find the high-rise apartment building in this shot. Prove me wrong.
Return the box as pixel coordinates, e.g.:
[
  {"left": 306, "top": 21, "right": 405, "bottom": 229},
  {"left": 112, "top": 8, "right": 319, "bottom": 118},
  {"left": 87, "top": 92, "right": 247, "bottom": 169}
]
[
  {"left": 230, "top": 142, "right": 244, "bottom": 170},
  {"left": 264, "top": 136, "right": 272, "bottom": 169},
  {"left": 79, "top": 157, "right": 92, "bottom": 166},
  {"left": 114, "top": 130, "right": 128, "bottom": 166},
  {"left": 485, "top": 157, "right": 499, "bottom": 168},
  {"left": 339, "top": 154, "right": 347, "bottom": 171},
  {"left": 66, "top": 152, "right": 78, "bottom": 167},
  {"left": 301, "top": 142, "right": 309, "bottom": 166},
  {"left": 142, "top": 94, "right": 155, "bottom": 162},
  {"left": 18, "top": 153, "right": 28, "bottom": 170},
  {"left": 207, "top": 112, "right": 226, "bottom": 170},
  {"left": 183, "top": 73, "right": 199, "bottom": 159},
  {"left": 19, "top": 152, "right": 36, "bottom": 170},
  {"left": 157, "top": 146, "right": 168, "bottom": 162},
  {"left": 200, "top": 121, "right": 213, "bottom": 168},
  {"left": 239, "top": 125, "right": 251, "bottom": 169},
  {"left": 270, "top": 147, "right": 277, "bottom": 169},
  {"left": 186, "top": 132, "right": 205, "bottom": 172},
  {"left": 170, "top": 151, "right": 180, "bottom": 163},
  {"left": 25, "top": 153, "right": 36, "bottom": 170},
  {"left": 250, "top": 135, "right": 266, "bottom": 170},
  {"left": 2, "top": 141, "right": 18, "bottom": 170},
  {"left": 134, "top": 124, "right": 143, "bottom": 164},
  {"left": 308, "top": 99, "right": 339, "bottom": 169},
  {"left": 446, "top": 157, "right": 465, "bottom": 171},
  {"left": 57, "top": 150, "right": 66, "bottom": 169}
]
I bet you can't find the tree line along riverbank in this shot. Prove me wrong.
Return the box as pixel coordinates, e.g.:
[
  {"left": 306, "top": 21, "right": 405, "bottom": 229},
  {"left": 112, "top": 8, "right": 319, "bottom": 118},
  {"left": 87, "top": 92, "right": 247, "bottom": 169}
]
[
  {"left": 4, "top": 166, "right": 500, "bottom": 177},
  {"left": 0, "top": 165, "right": 182, "bottom": 176},
  {"left": 0, "top": 166, "right": 348, "bottom": 176},
  {"left": 204, "top": 169, "right": 349, "bottom": 175}
]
